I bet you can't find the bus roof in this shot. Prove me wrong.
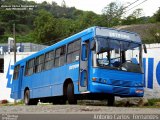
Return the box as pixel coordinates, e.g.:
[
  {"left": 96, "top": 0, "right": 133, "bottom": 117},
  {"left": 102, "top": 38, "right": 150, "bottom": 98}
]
[
  {"left": 95, "top": 27, "right": 141, "bottom": 43},
  {"left": 14, "top": 26, "right": 141, "bottom": 66}
]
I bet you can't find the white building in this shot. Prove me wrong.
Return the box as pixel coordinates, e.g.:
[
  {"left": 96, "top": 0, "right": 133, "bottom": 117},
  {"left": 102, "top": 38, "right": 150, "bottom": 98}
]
[
  {"left": 0, "top": 52, "right": 35, "bottom": 101},
  {"left": 0, "top": 43, "right": 47, "bottom": 101}
]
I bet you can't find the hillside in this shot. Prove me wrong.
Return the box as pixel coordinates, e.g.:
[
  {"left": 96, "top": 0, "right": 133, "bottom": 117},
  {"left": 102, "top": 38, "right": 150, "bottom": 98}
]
[
  {"left": 0, "top": 0, "right": 160, "bottom": 44},
  {"left": 0, "top": 0, "right": 85, "bottom": 43},
  {"left": 115, "top": 23, "right": 160, "bottom": 43}
]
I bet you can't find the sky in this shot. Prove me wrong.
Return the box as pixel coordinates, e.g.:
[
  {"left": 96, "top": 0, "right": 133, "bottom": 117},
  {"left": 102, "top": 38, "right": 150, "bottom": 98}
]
[{"left": 28, "top": 0, "right": 160, "bottom": 17}]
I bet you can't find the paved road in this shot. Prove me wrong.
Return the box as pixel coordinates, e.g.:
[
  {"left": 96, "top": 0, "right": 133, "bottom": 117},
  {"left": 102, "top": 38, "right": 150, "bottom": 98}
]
[
  {"left": 1, "top": 105, "right": 160, "bottom": 120},
  {"left": 0, "top": 105, "right": 160, "bottom": 114}
]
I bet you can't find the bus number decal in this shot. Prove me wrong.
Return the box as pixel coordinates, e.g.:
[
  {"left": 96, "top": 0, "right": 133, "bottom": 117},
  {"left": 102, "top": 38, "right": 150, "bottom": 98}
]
[{"left": 69, "top": 64, "right": 79, "bottom": 70}]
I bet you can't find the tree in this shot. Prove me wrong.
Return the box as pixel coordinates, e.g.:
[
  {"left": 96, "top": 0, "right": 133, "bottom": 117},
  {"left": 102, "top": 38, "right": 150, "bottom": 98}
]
[
  {"left": 0, "top": 27, "right": 5, "bottom": 36},
  {"left": 153, "top": 7, "right": 160, "bottom": 22},
  {"left": 75, "top": 11, "right": 105, "bottom": 31},
  {"left": 131, "top": 8, "right": 143, "bottom": 18},
  {"left": 33, "top": 10, "right": 56, "bottom": 43},
  {"left": 102, "top": 2, "right": 124, "bottom": 27},
  {"left": 53, "top": 18, "right": 78, "bottom": 42},
  {"left": 122, "top": 8, "right": 144, "bottom": 25}
]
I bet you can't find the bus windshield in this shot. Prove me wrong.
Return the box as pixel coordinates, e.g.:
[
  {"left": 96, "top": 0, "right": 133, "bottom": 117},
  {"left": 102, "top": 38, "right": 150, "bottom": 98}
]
[{"left": 94, "top": 37, "right": 142, "bottom": 73}]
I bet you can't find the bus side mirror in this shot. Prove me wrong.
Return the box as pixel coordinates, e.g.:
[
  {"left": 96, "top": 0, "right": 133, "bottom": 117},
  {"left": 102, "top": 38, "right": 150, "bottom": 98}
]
[
  {"left": 143, "top": 44, "right": 147, "bottom": 53},
  {"left": 90, "top": 40, "right": 96, "bottom": 50}
]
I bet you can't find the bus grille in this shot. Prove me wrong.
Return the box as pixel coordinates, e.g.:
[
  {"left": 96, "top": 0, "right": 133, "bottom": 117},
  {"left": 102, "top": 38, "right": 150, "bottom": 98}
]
[
  {"left": 111, "top": 80, "right": 132, "bottom": 87},
  {"left": 113, "top": 87, "right": 130, "bottom": 95}
]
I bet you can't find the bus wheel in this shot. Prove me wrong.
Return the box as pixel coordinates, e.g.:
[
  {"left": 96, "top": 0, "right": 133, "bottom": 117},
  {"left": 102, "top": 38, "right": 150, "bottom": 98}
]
[
  {"left": 67, "top": 83, "right": 77, "bottom": 104},
  {"left": 107, "top": 95, "right": 115, "bottom": 106},
  {"left": 24, "top": 90, "right": 30, "bottom": 105},
  {"left": 24, "top": 90, "right": 37, "bottom": 105}
]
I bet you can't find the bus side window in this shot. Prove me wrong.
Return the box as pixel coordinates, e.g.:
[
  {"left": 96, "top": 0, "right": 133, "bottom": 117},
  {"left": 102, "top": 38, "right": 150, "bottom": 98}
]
[
  {"left": 35, "top": 54, "right": 45, "bottom": 73},
  {"left": 80, "top": 70, "right": 87, "bottom": 87},
  {"left": 55, "top": 45, "right": 66, "bottom": 67},
  {"left": 67, "top": 39, "right": 80, "bottom": 63},
  {"left": 81, "top": 44, "right": 88, "bottom": 61},
  {"left": 44, "top": 50, "right": 54, "bottom": 70},
  {"left": 13, "top": 65, "right": 20, "bottom": 80},
  {"left": 25, "top": 58, "right": 35, "bottom": 76}
]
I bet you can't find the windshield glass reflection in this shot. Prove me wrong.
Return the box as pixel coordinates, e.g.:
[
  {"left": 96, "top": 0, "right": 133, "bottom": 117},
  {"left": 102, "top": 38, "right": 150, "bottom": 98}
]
[{"left": 94, "top": 37, "right": 142, "bottom": 73}]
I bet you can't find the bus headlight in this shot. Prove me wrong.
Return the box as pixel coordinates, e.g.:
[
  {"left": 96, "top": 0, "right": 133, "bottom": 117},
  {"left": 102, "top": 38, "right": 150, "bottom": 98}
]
[
  {"left": 92, "top": 77, "right": 97, "bottom": 81},
  {"left": 135, "top": 89, "right": 144, "bottom": 94},
  {"left": 92, "top": 77, "right": 107, "bottom": 84}
]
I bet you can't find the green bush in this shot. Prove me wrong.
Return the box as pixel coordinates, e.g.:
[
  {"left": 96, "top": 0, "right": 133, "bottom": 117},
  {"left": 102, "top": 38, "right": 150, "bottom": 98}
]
[{"left": 147, "top": 99, "right": 160, "bottom": 106}]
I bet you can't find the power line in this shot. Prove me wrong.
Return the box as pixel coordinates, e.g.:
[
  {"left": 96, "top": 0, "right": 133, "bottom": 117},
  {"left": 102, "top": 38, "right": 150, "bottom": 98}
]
[
  {"left": 35, "top": 35, "right": 69, "bottom": 46},
  {"left": 102, "top": 0, "right": 146, "bottom": 26},
  {"left": 35, "top": 38, "right": 60, "bottom": 46},
  {"left": 122, "top": 0, "right": 141, "bottom": 11},
  {"left": 124, "top": 0, "right": 148, "bottom": 13}
]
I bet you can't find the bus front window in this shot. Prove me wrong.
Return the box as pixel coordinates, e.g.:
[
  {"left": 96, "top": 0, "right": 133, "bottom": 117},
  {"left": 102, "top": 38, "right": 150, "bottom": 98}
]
[{"left": 94, "top": 37, "right": 142, "bottom": 73}]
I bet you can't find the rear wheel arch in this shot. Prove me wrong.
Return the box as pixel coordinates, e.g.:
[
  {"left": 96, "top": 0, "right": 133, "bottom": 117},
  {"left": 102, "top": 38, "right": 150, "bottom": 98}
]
[
  {"left": 24, "top": 87, "right": 29, "bottom": 98},
  {"left": 24, "top": 87, "right": 29, "bottom": 93}
]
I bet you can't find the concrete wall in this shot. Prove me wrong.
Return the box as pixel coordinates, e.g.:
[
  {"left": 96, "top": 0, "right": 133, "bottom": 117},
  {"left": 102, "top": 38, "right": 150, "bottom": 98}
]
[{"left": 143, "top": 44, "right": 160, "bottom": 98}]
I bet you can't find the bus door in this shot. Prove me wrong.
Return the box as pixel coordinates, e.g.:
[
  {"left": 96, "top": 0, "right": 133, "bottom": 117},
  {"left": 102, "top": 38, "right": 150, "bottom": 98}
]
[
  {"left": 18, "top": 66, "right": 24, "bottom": 98},
  {"left": 79, "top": 41, "right": 88, "bottom": 92}
]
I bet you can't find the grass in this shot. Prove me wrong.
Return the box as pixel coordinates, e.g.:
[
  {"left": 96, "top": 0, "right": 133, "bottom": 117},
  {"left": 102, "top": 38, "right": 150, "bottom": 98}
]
[
  {"left": 0, "top": 100, "right": 24, "bottom": 106},
  {"left": 147, "top": 99, "right": 160, "bottom": 106},
  {"left": 115, "top": 98, "right": 160, "bottom": 108}
]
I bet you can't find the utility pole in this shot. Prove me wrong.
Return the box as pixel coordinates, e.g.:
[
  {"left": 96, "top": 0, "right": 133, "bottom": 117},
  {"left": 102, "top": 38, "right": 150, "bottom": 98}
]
[
  {"left": 13, "top": 23, "right": 16, "bottom": 104},
  {"left": 13, "top": 23, "right": 16, "bottom": 64}
]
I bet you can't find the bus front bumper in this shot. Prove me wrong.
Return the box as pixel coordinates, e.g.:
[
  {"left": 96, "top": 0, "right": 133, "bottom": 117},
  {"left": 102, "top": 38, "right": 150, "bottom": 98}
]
[{"left": 91, "top": 82, "right": 144, "bottom": 97}]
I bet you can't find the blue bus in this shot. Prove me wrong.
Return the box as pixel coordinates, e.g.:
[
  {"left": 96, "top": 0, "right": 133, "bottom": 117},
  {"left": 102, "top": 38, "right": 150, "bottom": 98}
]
[{"left": 11, "top": 26, "right": 146, "bottom": 106}]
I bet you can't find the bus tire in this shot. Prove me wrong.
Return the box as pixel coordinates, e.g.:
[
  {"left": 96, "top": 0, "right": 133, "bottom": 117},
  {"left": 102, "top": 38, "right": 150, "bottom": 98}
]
[
  {"left": 24, "top": 90, "right": 37, "bottom": 105},
  {"left": 24, "top": 90, "right": 30, "bottom": 105},
  {"left": 67, "top": 83, "right": 77, "bottom": 104},
  {"left": 107, "top": 95, "right": 115, "bottom": 106}
]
